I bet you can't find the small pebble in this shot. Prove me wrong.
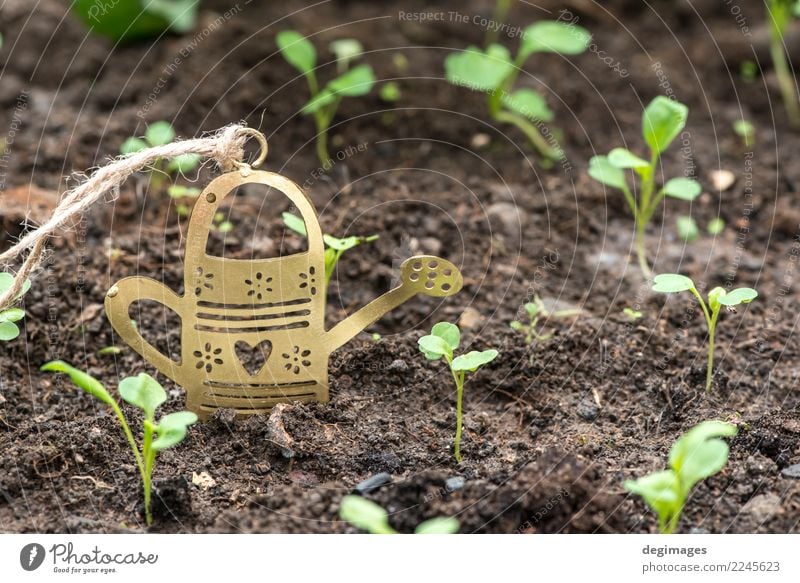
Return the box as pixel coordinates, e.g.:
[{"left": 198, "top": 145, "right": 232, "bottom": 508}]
[
  {"left": 780, "top": 463, "right": 800, "bottom": 479},
  {"left": 471, "top": 133, "right": 491, "bottom": 148},
  {"left": 487, "top": 202, "right": 527, "bottom": 242},
  {"left": 458, "top": 307, "right": 483, "bottom": 330},
  {"left": 354, "top": 472, "right": 392, "bottom": 495},
  {"left": 710, "top": 169, "right": 736, "bottom": 191},
  {"left": 576, "top": 398, "right": 599, "bottom": 421},
  {"left": 445, "top": 476, "right": 465, "bottom": 492},
  {"left": 387, "top": 360, "right": 408, "bottom": 373}
]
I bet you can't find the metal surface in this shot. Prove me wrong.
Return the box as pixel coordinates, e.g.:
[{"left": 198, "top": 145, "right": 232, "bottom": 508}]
[{"left": 105, "top": 168, "right": 463, "bottom": 419}]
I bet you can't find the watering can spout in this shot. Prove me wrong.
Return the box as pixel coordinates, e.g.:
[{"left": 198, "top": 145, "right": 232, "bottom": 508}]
[{"left": 324, "top": 255, "right": 464, "bottom": 352}]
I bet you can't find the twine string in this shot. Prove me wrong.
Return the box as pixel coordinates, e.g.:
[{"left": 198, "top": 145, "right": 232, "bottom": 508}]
[{"left": 0, "top": 123, "right": 262, "bottom": 310}]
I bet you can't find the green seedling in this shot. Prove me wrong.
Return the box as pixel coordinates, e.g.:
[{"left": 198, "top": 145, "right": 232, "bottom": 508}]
[
  {"left": 277, "top": 31, "right": 375, "bottom": 166},
  {"left": 676, "top": 215, "right": 699, "bottom": 242},
  {"left": 740, "top": 59, "right": 758, "bottom": 83},
  {"left": 485, "top": 0, "right": 515, "bottom": 46},
  {"left": 283, "top": 211, "right": 378, "bottom": 286},
  {"left": 213, "top": 212, "right": 234, "bottom": 234},
  {"left": 418, "top": 322, "right": 498, "bottom": 463},
  {"left": 41, "top": 361, "right": 197, "bottom": 526},
  {"left": 0, "top": 272, "right": 31, "bottom": 341},
  {"left": 766, "top": 0, "right": 800, "bottom": 126},
  {"left": 733, "top": 119, "right": 755, "bottom": 148},
  {"left": 444, "top": 20, "right": 590, "bottom": 161},
  {"left": 623, "top": 307, "right": 642, "bottom": 321},
  {"left": 121, "top": 121, "right": 200, "bottom": 189},
  {"left": 707, "top": 217, "right": 726, "bottom": 235},
  {"left": 72, "top": 0, "right": 198, "bottom": 42},
  {"left": 510, "top": 294, "right": 582, "bottom": 342},
  {"left": 624, "top": 420, "right": 737, "bottom": 534},
  {"left": 652, "top": 274, "right": 757, "bottom": 391},
  {"left": 589, "top": 97, "right": 702, "bottom": 277},
  {"left": 339, "top": 495, "right": 459, "bottom": 534},
  {"left": 379, "top": 82, "right": 401, "bottom": 103},
  {"left": 98, "top": 346, "right": 123, "bottom": 356}
]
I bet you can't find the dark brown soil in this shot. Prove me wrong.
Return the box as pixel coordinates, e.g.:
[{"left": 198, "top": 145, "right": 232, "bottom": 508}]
[{"left": 1, "top": 0, "right": 799, "bottom": 533}]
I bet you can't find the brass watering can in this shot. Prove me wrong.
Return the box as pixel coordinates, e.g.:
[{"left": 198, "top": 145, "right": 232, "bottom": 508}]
[{"left": 105, "top": 168, "right": 463, "bottom": 419}]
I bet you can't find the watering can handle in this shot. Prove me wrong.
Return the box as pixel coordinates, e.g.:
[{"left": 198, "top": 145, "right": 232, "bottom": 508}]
[
  {"left": 185, "top": 170, "right": 325, "bottom": 263},
  {"left": 105, "top": 276, "right": 185, "bottom": 382}
]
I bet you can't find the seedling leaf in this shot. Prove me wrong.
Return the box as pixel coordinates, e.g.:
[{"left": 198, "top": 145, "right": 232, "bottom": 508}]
[
  {"left": 152, "top": 411, "right": 198, "bottom": 451},
  {"left": 663, "top": 177, "right": 701, "bottom": 201},
  {"left": 608, "top": 147, "right": 649, "bottom": 169},
  {"left": 120, "top": 137, "right": 148, "bottom": 155},
  {"left": 707, "top": 218, "right": 725, "bottom": 235},
  {"left": 145, "top": 121, "right": 176, "bottom": 147},
  {"left": 40, "top": 360, "right": 115, "bottom": 407},
  {"left": 414, "top": 516, "right": 460, "bottom": 534},
  {"left": 329, "top": 38, "right": 363, "bottom": 70},
  {"left": 0, "top": 321, "right": 20, "bottom": 341},
  {"left": 302, "top": 89, "right": 336, "bottom": 115},
  {"left": 668, "top": 421, "right": 737, "bottom": 492},
  {"left": 418, "top": 335, "right": 452, "bottom": 360},
  {"left": 451, "top": 349, "right": 499, "bottom": 372},
  {"left": 328, "top": 64, "right": 375, "bottom": 97},
  {"left": 588, "top": 156, "right": 627, "bottom": 190},
  {"left": 431, "top": 322, "right": 461, "bottom": 351},
  {"left": 642, "top": 96, "right": 688, "bottom": 155},
  {"left": 0, "top": 308, "right": 25, "bottom": 323},
  {"left": 277, "top": 30, "right": 317, "bottom": 75},
  {"left": 282, "top": 212, "right": 308, "bottom": 236},
  {"left": 339, "top": 495, "right": 394, "bottom": 534},
  {"left": 167, "top": 153, "right": 201, "bottom": 174},
  {"left": 624, "top": 470, "right": 680, "bottom": 518},
  {"left": 520, "top": 21, "right": 591, "bottom": 59},
  {"left": 444, "top": 45, "right": 514, "bottom": 92},
  {"left": 717, "top": 288, "right": 758, "bottom": 306},
  {"left": 652, "top": 274, "right": 695, "bottom": 293},
  {"left": 676, "top": 215, "right": 699, "bottom": 242},
  {"left": 501, "top": 88, "right": 553, "bottom": 122},
  {"left": 119, "top": 373, "right": 167, "bottom": 420}
]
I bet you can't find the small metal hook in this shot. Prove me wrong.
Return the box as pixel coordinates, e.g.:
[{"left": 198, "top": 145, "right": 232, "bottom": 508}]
[{"left": 233, "top": 127, "right": 268, "bottom": 170}]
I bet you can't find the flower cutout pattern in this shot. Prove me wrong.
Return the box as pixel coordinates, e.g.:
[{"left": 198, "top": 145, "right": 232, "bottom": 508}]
[
  {"left": 245, "top": 272, "right": 274, "bottom": 301},
  {"left": 282, "top": 346, "right": 311, "bottom": 374},
  {"left": 298, "top": 266, "right": 318, "bottom": 296},
  {"left": 193, "top": 267, "right": 214, "bottom": 297},
  {"left": 194, "top": 343, "right": 223, "bottom": 373}
]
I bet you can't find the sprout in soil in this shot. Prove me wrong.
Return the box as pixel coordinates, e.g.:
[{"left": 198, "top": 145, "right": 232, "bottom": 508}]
[
  {"left": 379, "top": 81, "right": 401, "bottom": 103},
  {"left": 72, "top": 0, "right": 198, "bottom": 42},
  {"left": 444, "top": 20, "right": 590, "bottom": 161},
  {"left": 283, "top": 211, "right": 378, "bottom": 286},
  {"left": 733, "top": 119, "right": 755, "bottom": 148},
  {"left": 766, "top": 0, "right": 800, "bottom": 126},
  {"left": 624, "top": 420, "right": 737, "bottom": 534},
  {"left": 707, "top": 217, "right": 725, "bottom": 236},
  {"left": 589, "top": 97, "right": 702, "bottom": 277},
  {"left": 0, "top": 272, "right": 31, "bottom": 342},
  {"left": 339, "top": 495, "right": 459, "bottom": 534},
  {"left": 277, "top": 30, "right": 375, "bottom": 167},
  {"left": 418, "top": 322, "right": 499, "bottom": 463},
  {"left": 623, "top": 307, "right": 642, "bottom": 321},
  {"left": 485, "top": 0, "right": 515, "bottom": 46},
  {"left": 652, "top": 274, "right": 758, "bottom": 391},
  {"left": 41, "top": 361, "right": 197, "bottom": 526},
  {"left": 510, "top": 293, "right": 582, "bottom": 342},
  {"left": 120, "top": 121, "right": 201, "bottom": 189},
  {"left": 676, "top": 216, "right": 699, "bottom": 243}
]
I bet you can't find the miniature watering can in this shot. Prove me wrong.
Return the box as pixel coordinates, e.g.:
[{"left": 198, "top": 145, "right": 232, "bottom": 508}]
[{"left": 105, "top": 169, "right": 463, "bottom": 419}]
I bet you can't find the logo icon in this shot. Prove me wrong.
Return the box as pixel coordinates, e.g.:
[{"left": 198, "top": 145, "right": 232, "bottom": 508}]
[{"left": 19, "top": 543, "right": 45, "bottom": 571}]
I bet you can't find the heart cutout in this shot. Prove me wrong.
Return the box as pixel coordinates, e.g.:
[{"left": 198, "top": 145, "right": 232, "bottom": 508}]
[{"left": 235, "top": 339, "right": 272, "bottom": 376}]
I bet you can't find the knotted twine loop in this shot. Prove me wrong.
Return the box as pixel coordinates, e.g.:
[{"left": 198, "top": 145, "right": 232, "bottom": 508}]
[{"left": 0, "top": 124, "right": 268, "bottom": 311}]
